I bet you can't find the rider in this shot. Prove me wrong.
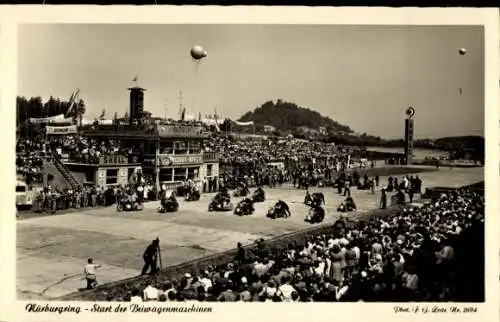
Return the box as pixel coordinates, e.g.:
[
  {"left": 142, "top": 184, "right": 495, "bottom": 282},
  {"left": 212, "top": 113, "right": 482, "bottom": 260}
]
[
  {"left": 305, "top": 189, "right": 324, "bottom": 206},
  {"left": 313, "top": 193, "right": 325, "bottom": 207},
  {"left": 160, "top": 191, "right": 168, "bottom": 209},
  {"left": 162, "top": 190, "right": 177, "bottom": 208},
  {"left": 214, "top": 186, "right": 231, "bottom": 207},
  {"left": 220, "top": 186, "right": 231, "bottom": 200},
  {"left": 130, "top": 191, "right": 138, "bottom": 205},
  {"left": 235, "top": 180, "right": 247, "bottom": 196},
  {"left": 252, "top": 186, "right": 265, "bottom": 201},
  {"left": 190, "top": 184, "right": 200, "bottom": 198},
  {"left": 309, "top": 202, "right": 324, "bottom": 222},
  {"left": 239, "top": 197, "right": 254, "bottom": 213},
  {"left": 345, "top": 196, "right": 357, "bottom": 211},
  {"left": 275, "top": 199, "right": 291, "bottom": 217},
  {"left": 188, "top": 180, "right": 200, "bottom": 196}
]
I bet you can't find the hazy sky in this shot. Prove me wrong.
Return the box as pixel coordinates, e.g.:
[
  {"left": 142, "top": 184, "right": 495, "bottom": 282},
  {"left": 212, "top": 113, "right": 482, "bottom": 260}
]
[{"left": 18, "top": 24, "right": 484, "bottom": 139}]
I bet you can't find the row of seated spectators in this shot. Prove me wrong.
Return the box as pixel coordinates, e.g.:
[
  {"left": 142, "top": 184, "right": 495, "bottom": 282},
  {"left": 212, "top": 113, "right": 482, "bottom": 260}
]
[
  {"left": 17, "top": 133, "right": 137, "bottom": 167},
  {"left": 94, "top": 189, "right": 483, "bottom": 302},
  {"left": 16, "top": 136, "right": 47, "bottom": 185},
  {"left": 47, "top": 135, "right": 136, "bottom": 165}
]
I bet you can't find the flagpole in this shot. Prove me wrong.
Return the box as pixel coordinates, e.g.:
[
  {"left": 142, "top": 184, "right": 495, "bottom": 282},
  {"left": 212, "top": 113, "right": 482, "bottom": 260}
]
[
  {"left": 163, "top": 99, "right": 168, "bottom": 120},
  {"left": 179, "top": 91, "right": 183, "bottom": 120}
]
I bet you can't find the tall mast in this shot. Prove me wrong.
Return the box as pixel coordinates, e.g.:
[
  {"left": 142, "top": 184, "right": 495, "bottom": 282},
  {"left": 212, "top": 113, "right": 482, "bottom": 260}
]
[{"left": 178, "top": 91, "right": 183, "bottom": 119}]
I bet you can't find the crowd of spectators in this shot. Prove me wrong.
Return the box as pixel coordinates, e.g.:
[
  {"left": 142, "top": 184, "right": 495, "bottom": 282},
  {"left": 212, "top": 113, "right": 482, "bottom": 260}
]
[
  {"left": 34, "top": 185, "right": 116, "bottom": 211},
  {"left": 16, "top": 136, "right": 47, "bottom": 185},
  {"left": 96, "top": 188, "right": 483, "bottom": 302},
  {"left": 206, "top": 136, "right": 366, "bottom": 167},
  {"left": 47, "top": 136, "right": 135, "bottom": 165},
  {"left": 32, "top": 172, "right": 158, "bottom": 213},
  {"left": 207, "top": 136, "right": 373, "bottom": 189}
]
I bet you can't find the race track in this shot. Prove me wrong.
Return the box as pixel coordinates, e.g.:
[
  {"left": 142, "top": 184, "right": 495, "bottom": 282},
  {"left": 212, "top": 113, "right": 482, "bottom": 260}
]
[{"left": 16, "top": 166, "right": 483, "bottom": 300}]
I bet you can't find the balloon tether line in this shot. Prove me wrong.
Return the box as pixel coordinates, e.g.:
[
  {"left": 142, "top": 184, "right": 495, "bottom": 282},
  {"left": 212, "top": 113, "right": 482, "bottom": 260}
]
[{"left": 194, "top": 60, "right": 200, "bottom": 114}]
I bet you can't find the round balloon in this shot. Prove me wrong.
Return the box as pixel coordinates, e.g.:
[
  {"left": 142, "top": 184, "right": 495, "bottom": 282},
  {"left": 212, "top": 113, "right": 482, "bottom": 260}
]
[
  {"left": 459, "top": 48, "right": 467, "bottom": 55},
  {"left": 190, "top": 45, "right": 206, "bottom": 60}
]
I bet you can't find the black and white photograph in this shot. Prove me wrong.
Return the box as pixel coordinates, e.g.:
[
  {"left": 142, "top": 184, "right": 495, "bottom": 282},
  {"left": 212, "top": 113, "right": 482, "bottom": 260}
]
[{"left": 8, "top": 8, "right": 497, "bottom": 317}]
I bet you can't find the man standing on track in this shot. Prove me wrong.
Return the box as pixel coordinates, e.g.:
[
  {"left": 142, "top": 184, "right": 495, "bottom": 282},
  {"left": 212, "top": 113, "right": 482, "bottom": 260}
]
[
  {"left": 84, "top": 258, "right": 101, "bottom": 290},
  {"left": 142, "top": 239, "right": 160, "bottom": 275},
  {"left": 380, "top": 188, "right": 387, "bottom": 209}
]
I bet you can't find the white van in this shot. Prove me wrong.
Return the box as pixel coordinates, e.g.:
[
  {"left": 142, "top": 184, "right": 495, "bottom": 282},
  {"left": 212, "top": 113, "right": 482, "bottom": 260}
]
[{"left": 16, "top": 180, "right": 39, "bottom": 209}]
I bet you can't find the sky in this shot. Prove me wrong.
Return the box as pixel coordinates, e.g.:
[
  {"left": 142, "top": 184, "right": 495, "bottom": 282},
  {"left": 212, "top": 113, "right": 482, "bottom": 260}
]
[{"left": 18, "top": 24, "right": 484, "bottom": 139}]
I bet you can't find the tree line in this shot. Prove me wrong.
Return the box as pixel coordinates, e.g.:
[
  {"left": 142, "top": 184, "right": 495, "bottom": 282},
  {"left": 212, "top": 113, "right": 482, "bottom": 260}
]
[{"left": 16, "top": 95, "right": 86, "bottom": 125}]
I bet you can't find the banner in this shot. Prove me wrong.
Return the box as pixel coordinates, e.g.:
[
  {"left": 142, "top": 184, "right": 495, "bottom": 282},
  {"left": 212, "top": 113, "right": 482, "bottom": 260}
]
[
  {"left": 80, "top": 119, "right": 114, "bottom": 126},
  {"left": 159, "top": 154, "right": 203, "bottom": 166},
  {"left": 46, "top": 125, "right": 78, "bottom": 135},
  {"left": 98, "top": 119, "right": 114, "bottom": 125},
  {"left": 29, "top": 114, "right": 67, "bottom": 124},
  {"left": 51, "top": 117, "right": 74, "bottom": 124},
  {"left": 233, "top": 120, "right": 254, "bottom": 126},
  {"left": 158, "top": 125, "right": 203, "bottom": 137},
  {"left": 202, "top": 118, "right": 218, "bottom": 125},
  {"left": 263, "top": 125, "right": 276, "bottom": 132},
  {"left": 201, "top": 118, "right": 220, "bottom": 132},
  {"left": 184, "top": 114, "right": 197, "bottom": 121}
]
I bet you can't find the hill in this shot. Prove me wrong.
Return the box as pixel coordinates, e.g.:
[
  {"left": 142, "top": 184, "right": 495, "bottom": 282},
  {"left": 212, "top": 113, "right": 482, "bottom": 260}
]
[{"left": 237, "top": 99, "right": 353, "bottom": 134}]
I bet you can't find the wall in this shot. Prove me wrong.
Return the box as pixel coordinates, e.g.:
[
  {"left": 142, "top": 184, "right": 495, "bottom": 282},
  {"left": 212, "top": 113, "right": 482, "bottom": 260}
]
[
  {"left": 211, "top": 163, "right": 219, "bottom": 177},
  {"left": 117, "top": 167, "right": 129, "bottom": 186},
  {"left": 65, "top": 164, "right": 96, "bottom": 186},
  {"left": 199, "top": 164, "right": 207, "bottom": 180},
  {"left": 95, "top": 168, "right": 107, "bottom": 188},
  {"left": 69, "top": 171, "right": 86, "bottom": 186},
  {"left": 42, "top": 159, "right": 72, "bottom": 191},
  {"left": 94, "top": 167, "right": 132, "bottom": 188},
  {"left": 200, "top": 163, "right": 219, "bottom": 180}
]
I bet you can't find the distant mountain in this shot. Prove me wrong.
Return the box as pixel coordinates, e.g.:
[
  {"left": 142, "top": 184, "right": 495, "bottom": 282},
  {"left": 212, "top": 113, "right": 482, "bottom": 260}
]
[{"left": 237, "top": 99, "right": 353, "bottom": 134}]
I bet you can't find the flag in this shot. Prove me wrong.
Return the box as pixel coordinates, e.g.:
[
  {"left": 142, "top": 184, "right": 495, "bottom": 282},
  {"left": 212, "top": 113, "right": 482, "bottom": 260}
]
[
  {"left": 99, "top": 109, "right": 106, "bottom": 120},
  {"left": 64, "top": 90, "right": 78, "bottom": 118},
  {"left": 133, "top": 76, "right": 138, "bottom": 82},
  {"left": 181, "top": 108, "right": 186, "bottom": 121}
]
